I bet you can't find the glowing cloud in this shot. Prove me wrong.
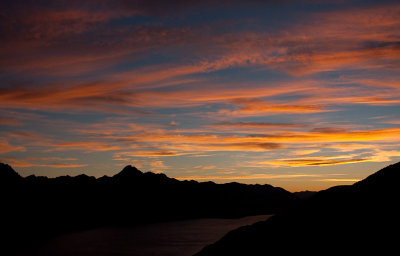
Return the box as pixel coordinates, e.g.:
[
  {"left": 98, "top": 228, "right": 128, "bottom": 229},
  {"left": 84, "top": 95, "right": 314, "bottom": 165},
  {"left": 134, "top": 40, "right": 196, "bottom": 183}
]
[{"left": 1, "top": 0, "right": 399, "bottom": 191}]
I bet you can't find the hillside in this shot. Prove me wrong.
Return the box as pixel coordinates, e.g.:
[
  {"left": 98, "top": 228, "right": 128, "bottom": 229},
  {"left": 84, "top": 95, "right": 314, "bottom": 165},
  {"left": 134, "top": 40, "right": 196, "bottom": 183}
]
[
  {"left": 0, "top": 163, "right": 298, "bottom": 255},
  {"left": 195, "top": 162, "right": 400, "bottom": 255}
]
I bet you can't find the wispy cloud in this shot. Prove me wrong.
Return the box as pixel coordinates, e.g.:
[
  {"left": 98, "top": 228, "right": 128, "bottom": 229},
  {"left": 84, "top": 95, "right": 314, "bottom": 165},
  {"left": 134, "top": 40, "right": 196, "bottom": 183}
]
[
  {"left": 317, "top": 178, "right": 360, "bottom": 182},
  {"left": 211, "top": 121, "right": 308, "bottom": 129},
  {"left": 1, "top": 0, "right": 399, "bottom": 189},
  {"left": 116, "top": 151, "right": 188, "bottom": 157},
  {"left": 223, "top": 98, "right": 329, "bottom": 116},
  {"left": 174, "top": 173, "right": 321, "bottom": 181},
  {"left": 0, "top": 139, "right": 26, "bottom": 154},
  {"left": 0, "top": 156, "right": 87, "bottom": 168},
  {"left": 265, "top": 158, "right": 370, "bottom": 167}
]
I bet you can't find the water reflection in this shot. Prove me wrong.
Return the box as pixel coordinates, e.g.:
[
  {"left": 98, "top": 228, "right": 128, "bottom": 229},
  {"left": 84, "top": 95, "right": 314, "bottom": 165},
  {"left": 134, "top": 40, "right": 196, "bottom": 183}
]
[{"left": 20, "top": 215, "right": 271, "bottom": 256}]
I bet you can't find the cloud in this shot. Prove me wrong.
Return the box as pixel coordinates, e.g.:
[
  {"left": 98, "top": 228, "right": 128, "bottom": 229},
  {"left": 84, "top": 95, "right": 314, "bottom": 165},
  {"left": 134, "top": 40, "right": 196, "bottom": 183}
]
[
  {"left": 1, "top": 0, "right": 399, "bottom": 185},
  {"left": 224, "top": 98, "right": 328, "bottom": 116},
  {"left": 2, "top": 1, "right": 399, "bottom": 80},
  {"left": 0, "top": 156, "right": 87, "bottom": 168},
  {"left": 42, "top": 163, "right": 88, "bottom": 168},
  {"left": 194, "top": 165, "right": 217, "bottom": 170},
  {"left": 174, "top": 173, "right": 321, "bottom": 181},
  {"left": 291, "top": 149, "right": 320, "bottom": 156},
  {"left": 259, "top": 147, "right": 400, "bottom": 167},
  {"left": 53, "top": 141, "right": 124, "bottom": 152},
  {"left": 1, "top": 8, "right": 196, "bottom": 75},
  {"left": 0, "top": 117, "right": 23, "bottom": 126},
  {"left": 369, "top": 149, "right": 400, "bottom": 162},
  {"left": 116, "top": 151, "right": 187, "bottom": 157},
  {"left": 265, "top": 158, "right": 370, "bottom": 167},
  {"left": 103, "top": 130, "right": 287, "bottom": 153},
  {"left": 267, "top": 3, "right": 400, "bottom": 74},
  {"left": 317, "top": 178, "right": 360, "bottom": 182},
  {"left": 253, "top": 127, "right": 400, "bottom": 144},
  {"left": 382, "top": 119, "right": 400, "bottom": 125},
  {"left": 211, "top": 121, "right": 307, "bottom": 129},
  {"left": 0, "top": 139, "right": 25, "bottom": 154},
  {"left": 4, "top": 130, "right": 49, "bottom": 141},
  {"left": 75, "top": 122, "right": 400, "bottom": 158},
  {"left": 149, "top": 159, "right": 168, "bottom": 171},
  {"left": 205, "top": 142, "right": 284, "bottom": 151}
]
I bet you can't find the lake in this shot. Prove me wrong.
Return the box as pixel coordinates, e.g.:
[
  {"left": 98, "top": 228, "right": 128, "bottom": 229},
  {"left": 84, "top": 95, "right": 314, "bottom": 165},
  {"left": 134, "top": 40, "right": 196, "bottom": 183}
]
[{"left": 19, "top": 215, "right": 271, "bottom": 256}]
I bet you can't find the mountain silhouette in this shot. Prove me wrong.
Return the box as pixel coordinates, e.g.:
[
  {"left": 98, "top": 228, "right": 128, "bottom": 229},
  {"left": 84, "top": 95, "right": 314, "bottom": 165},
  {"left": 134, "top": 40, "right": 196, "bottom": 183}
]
[
  {"left": 293, "top": 190, "right": 317, "bottom": 200},
  {"left": 113, "top": 165, "right": 143, "bottom": 180},
  {"left": 0, "top": 163, "right": 22, "bottom": 183},
  {"left": 0, "top": 163, "right": 298, "bottom": 255},
  {"left": 195, "top": 162, "right": 400, "bottom": 255}
]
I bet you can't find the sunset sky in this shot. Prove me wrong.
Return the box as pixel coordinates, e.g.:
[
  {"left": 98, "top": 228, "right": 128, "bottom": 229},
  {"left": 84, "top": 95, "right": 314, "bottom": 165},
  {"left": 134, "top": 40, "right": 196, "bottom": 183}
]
[{"left": 1, "top": 0, "right": 400, "bottom": 191}]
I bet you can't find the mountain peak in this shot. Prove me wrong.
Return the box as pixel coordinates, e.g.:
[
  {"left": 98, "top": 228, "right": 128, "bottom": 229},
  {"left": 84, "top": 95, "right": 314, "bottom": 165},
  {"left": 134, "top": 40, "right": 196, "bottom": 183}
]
[
  {"left": 354, "top": 162, "right": 400, "bottom": 189},
  {"left": 113, "top": 165, "right": 143, "bottom": 179},
  {"left": 0, "top": 163, "right": 22, "bottom": 183}
]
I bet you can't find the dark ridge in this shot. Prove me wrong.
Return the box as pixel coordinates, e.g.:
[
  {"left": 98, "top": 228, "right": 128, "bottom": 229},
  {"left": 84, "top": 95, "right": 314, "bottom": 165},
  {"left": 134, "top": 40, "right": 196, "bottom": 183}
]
[
  {"left": 112, "top": 164, "right": 143, "bottom": 179},
  {"left": 354, "top": 161, "right": 400, "bottom": 188},
  {"left": 0, "top": 163, "right": 22, "bottom": 183},
  {"left": 195, "top": 162, "right": 400, "bottom": 255},
  {"left": 293, "top": 190, "right": 318, "bottom": 200},
  {"left": 0, "top": 163, "right": 299, "bottom": 255}
]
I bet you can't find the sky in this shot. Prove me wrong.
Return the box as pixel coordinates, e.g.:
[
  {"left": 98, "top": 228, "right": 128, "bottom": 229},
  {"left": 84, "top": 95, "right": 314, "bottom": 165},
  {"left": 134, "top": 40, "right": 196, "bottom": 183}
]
[{"left": 1, "top": 0, "right": 400, "bottom": 191}]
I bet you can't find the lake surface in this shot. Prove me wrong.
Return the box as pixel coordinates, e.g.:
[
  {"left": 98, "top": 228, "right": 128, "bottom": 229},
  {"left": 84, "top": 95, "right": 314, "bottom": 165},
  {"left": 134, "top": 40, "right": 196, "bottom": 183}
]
[{"left": 20, "top": 215, "right": 271, "bottom": 256}]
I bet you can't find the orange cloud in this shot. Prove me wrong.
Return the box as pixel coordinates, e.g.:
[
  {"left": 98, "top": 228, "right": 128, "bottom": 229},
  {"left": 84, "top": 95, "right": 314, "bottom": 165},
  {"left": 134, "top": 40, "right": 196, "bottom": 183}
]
[
  {"left": 224, "top": 98, "right": 328, "bottom": 116},
  {"left": 174, "top": 173, "right": 321, "bottom": 181},
  {"left": 211, "top": 122, "right": 307, "bottom": 129},
  {"left": 1, "top": 1, "right": 399, "bottom": 82},
  {"left": 0, "top": 2, "right": 148, "bottom": 74},
  {"left": 291, "top": 149, "right": 320, "bottom": 156},
  {"left": 266, "top": 158, "right": 370, "bottom": 167},
  {"left": 317, "top": 179, "right": 360, "bottom": 182},
  {"left": 248, "top": 127, "right": 400, "bottom": 144},
  {"left": 1, "top": 1, "right": 399, "bottom": 182},
  {"left": 257, "top": 146, "right": 400, "bottom": 167},
  {"left": 0, "top": 139, "right": 25, "bottom": 154},
  {"left": 45, "top": 163, "right": 88, "bottom": 168},
  {"left": 117, "top": 151, "right": 187, "bottom": 157},
  {"left": 0, "top": 157, "right": 87, "bottom": 168},
  {"left": 53, "top": 141, "right": 124, "bottom": 152},
  {"left": 1, "top": 51, "right": 397, "bottom": 115},
  {"left": 205, "top": 142, "right": 284, "bottom": 151},
  {"left": 0, "top": 117, "right": 22, "bottom": 126},
  {"left": 76, "top": 124, "right": 400, "bottom": 158}
]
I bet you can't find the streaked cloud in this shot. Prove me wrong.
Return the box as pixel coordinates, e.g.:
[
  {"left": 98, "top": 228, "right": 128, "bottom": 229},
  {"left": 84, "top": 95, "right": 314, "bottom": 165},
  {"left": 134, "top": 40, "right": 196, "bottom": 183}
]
[
  {"left": 53, "top": 141, "right": 124, "bottom": 152},
  {"left": 211, "top": 121, "right": 307, "bottom": 129},
  {"left": 224, "top": 98, "right": 328, "bottom": 116},
  {"left": 116, "top": 151, "right": 188, "bottom": 157},
  {"left": 265, "top": 158, "right": 370, "bottom": 167},
  {"left": 1, "top": 0, "right": 399, "bottom": 191},
  {"left": 317, "top": 179, "right": 360, "bottom": 182},
  {"left": 0, "top": 139, "right": 25, "bottom": 154},
  {"left": 174, "top": 173, "right": 321, "bottom": 181},
  {"left": 0, "top": 117, "right": 23, "bottom": 126},
  {"left": 0, "top": 156, "right": 87, "bottom": 168}
]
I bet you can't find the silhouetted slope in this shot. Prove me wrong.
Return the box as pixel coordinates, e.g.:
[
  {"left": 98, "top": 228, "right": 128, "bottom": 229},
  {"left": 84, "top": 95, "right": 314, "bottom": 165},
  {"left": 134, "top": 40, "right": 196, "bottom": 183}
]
[
  {"left": 293, "top": 190, "right": 317, "bottom": 200},
  {"left": 0, "top": 163, "right": 298, "bottom": 255},
  {"left": 0, "top": 163, "right": 22, "bottom": 183},
  {"left": 195, "top": 162, "right": 400, "bottom": 255}
]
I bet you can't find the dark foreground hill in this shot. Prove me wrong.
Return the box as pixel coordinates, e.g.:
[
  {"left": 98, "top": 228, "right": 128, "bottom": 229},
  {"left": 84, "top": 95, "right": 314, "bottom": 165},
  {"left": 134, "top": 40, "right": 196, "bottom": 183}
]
[
  {"left": 195, "top": 162, "right": 400, "bottom": 255},
  {"left": 0, "top": 163, "right": 298, "bottom": 255}
]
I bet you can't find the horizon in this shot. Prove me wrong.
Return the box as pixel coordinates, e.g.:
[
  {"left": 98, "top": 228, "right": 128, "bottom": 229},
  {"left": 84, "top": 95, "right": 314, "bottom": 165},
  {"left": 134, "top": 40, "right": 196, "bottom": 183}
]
[
  {"left": 1, "top": 0, "right": 400, "bottom": 192},
  {"left": 3, "top": 161, "right": 399, "bottom": 193}
]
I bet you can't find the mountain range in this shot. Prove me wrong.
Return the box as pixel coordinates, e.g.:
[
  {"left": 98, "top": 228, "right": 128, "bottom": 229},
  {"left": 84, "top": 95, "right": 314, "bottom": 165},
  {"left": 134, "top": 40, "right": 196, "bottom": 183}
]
[
  {"left": 195, "top": 161, "right": 400, "bottom": 255},
  {"left": 0, "top": 163, "right": 298, "bottom": 255}
]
